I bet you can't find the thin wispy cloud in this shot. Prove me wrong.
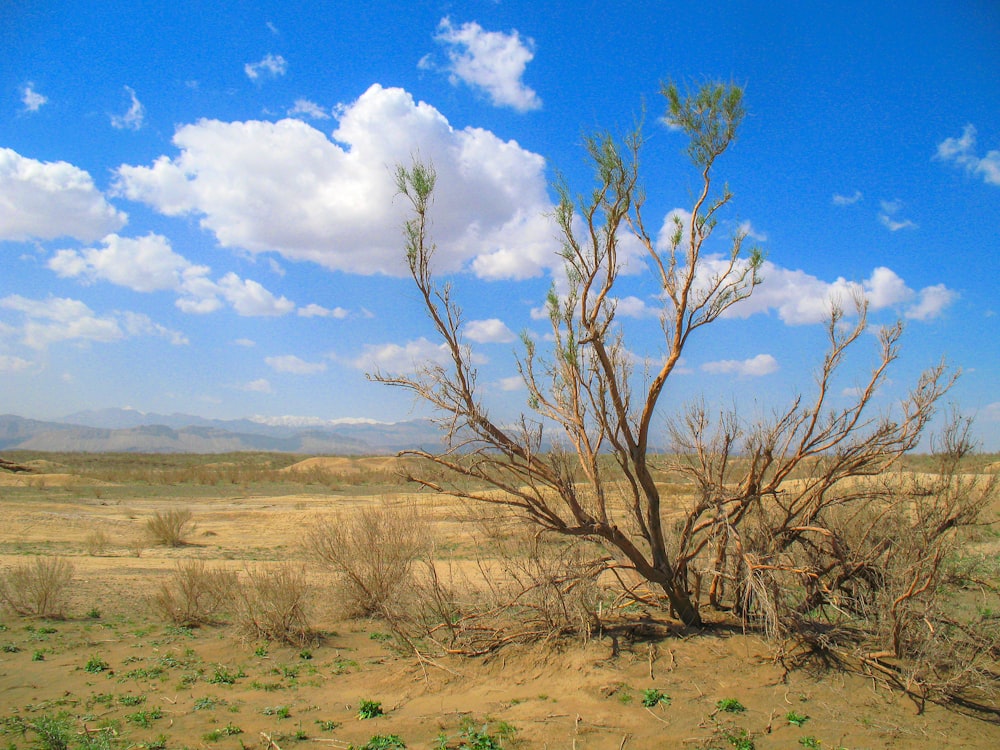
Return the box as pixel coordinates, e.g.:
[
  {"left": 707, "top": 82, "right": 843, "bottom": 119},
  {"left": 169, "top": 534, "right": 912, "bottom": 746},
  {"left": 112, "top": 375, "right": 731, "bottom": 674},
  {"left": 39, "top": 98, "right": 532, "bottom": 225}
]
[
  {"left": 110, "top": 86, "right": 144, "bottom": 130},
  {"left": 936, "top": 124, "right": 1000, "bottom": 186},
  {"left": 832, "top": 190, "right": 863, "bottom": 206},
  {"left": 245, "top": 53, "right": 287, "bottom": 80},
  {"left": 878, "top": 198, "right": 917, "bottom": 231},
  {"left": 431, "top": 17, "right": 541, "bottom": 112},
  {"left": 701, "top": 353, "right": 778, "bottom": 377},
  {"left": 287, "top": 99, "right": 330, "bottom": 120},
  {"left": 21, "top": 83, "right": 47, "bottom": 112}
]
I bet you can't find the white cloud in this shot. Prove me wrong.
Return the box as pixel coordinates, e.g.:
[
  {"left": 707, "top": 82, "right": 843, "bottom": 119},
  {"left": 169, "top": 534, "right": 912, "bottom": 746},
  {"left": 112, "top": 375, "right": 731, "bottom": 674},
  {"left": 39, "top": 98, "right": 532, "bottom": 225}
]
[
  {"left": 433, "top": 17, "right": 541, "bottom": 112},
  {"left": 0, "top": 354, "right": 34, "bottom": 373},
  {"left": 110, "top": 86, "right": 144, "bottom": 130},
  {"left": 49, "top": 233, "right": 199, "bottom": 292},
  {"left": 234, "top": 338, "right": 256, "bottom": 347},
  {"left": 878, "top": 198, "right": 917, "bottom": 231},
  {"left": 723, "top": 262, "right": 955, "bottom": 324},
  {"left": 298, "top": 303, "right": 349, "bottom": 319},
  {"left": 701, "top": 353, "right": 778, "bottom": 377},
  {"left": 265, "top": 354, "right": 327, "bottom": 374},
  {"left": 0, "top": 294, "right": 184, "bottom": 349},
  {"left": 497, "top": 375, "right": 524, "bottom": 391},
  {"left": 115, "top": 84, "right": 556, "bottom": 279},
  {"left": 244, "top": 53, "right": 287, "bottom": 80},
  {"left": 21, "top": 83, "right": 47, "bottom": 112},
  {"left": 287, "top": 99, "right": 330, "bottom": 120},
  {"left": 465, "top": 318, "right": 515, "bottom": 343},
  {"left": 217, "top": 273, "right": 295, "bottom": 317},
  {"left": 350, "top": 337, "right": 452, "bottom": 373},
  {"left": 48, "top": 233, "right": 297, "bottom": 318},
  {"left": 738, "top": 220, "right": 767, "bottom": 242},
  {"left": 832, "top": 190, "right": 863, "bottom": 206},
  {"left": 0, "top": 148, "right": 126, "bottom": 242},
  {"left": 241, "top": 378, "right": 273, "bottom": 393},
  {"left": 936, "top": 124, "right": 1000, "bottom": 186}
]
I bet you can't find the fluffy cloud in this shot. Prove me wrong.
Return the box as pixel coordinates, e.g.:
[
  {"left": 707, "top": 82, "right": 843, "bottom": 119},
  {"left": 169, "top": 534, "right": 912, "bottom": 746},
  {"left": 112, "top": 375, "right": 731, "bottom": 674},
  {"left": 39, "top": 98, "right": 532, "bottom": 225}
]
[
  {"left": 48, "top": 233, "right": 296, "bottom": 317},
  {"left": 287, "top": 99, "right": 330, "bottom": 120},
  {"left": 465, "top": 318, "right": 515, "bottom": 343},
  {"left": 265, "top": 355, "right": 327, "bottom": 374},
  {"left": 350, "top": 337, "right": 452, "bottom": 373},
  {"left": 115, "top": 84, "right": 556, "bottom": 279},
  {"left": 0, "top": 294, "right": 185, "bottom": 349},
  {"left": 298, "top": 303, "right": 349, "bottom": 318},
  {"left": 723, "top": 262, "right": 954, "bottom": 324},
  {"left": 701, "top": 353, "right": 778, "bottom": 377},
  {"left": 21, "top": 83, "right": 47, "bottom": 113},
  {"left": 0, "top": 354, "right": 34, "bottom": 373},
  {"left": 432, "top": 18, "right": 541, "bottom": 112},
  {"left": 244, "top": 53, "right": 287, "bottom": 80},
  {"left": 936, "top": 124, "right": 1000, "bottom": 186},
  {"left": 0, "top": 148, "right": 126, "bottom": 242},
  {"left": 110, "top": 86, "right": 144, "bottom": 130}
]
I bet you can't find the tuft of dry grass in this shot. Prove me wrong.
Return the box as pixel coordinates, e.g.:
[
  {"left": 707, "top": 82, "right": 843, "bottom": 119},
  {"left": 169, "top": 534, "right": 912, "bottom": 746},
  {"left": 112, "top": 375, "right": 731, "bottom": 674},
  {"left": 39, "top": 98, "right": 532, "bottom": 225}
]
[
  {"left": 0, "top": 556, "right": 75, "bottom": 618},
  {"left": 233, "top": 564, "right": 314, "bottom": 646},
  {"left": 152, "top": 560, "right": 238, "bottom": 627},
  {"left": 84, "top": 528, "right": 111, "bottom": 556},
  {"left": 146, "top": 507, "right": 195, "bottom": 546}
]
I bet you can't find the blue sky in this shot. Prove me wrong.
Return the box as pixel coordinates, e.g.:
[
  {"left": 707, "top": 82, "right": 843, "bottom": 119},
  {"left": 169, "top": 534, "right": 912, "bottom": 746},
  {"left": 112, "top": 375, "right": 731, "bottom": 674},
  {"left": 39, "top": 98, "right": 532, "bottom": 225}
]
[{"left": 2, "top": 0, "right": 998, "bottom": 449}]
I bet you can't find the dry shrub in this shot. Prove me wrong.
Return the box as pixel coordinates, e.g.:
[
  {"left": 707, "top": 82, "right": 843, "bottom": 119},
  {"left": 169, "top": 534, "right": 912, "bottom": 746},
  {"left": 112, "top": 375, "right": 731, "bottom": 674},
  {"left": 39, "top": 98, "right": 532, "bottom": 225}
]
[
  {"left": 306, "top": 502, "right": 428, "bottom": 617},
  {"left": 234, "top": 564, "right": 313, "bottom": 645},
  {"left": 152, "top": 560, "right": 237, "bottom": 627},
  {"left": 389, "top": 511, "right": 607, "bottom": 656},
  {"left": 146, "top": 508, "right": 195, "bottom": 546},
  {"left": 0, "top": 556, "right": 75, "bottom": 618},
  {"left": 84, "top": 528, "right": 111, "bottom": 556}
]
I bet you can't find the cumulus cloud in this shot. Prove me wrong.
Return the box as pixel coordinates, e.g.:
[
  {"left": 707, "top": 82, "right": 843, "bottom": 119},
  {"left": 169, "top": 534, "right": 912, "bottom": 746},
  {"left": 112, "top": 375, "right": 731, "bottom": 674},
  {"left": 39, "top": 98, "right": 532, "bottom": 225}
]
[
  {"left": 245, "top": 53, "right": 287, "bottom": 80},
  {"left": 350, "top": 337, "right": 452, "bottom": 373},
  {"left": 0, "top": 148, "right": 126, "bottom": 242},
  {"left": 265, "top": 354, "right": 327, "bottom": 374},
  {"left": 0, "top": 294, "right": 185, "bottom": 349},
  {"left": 48, "top": 233, "right": 297, "bottom": 317},
  {"left": 465, "top": 318, "right": 515, "bottom": 343},
  {"left": 115, "top": 84, "right": 556, "bottom": 279},
  {"left": 497, "top": 375, "right": 525, "bottom": 391},
  {"left": 21, "top": 83, "right": 47, "bottom": 112},
  {"left": 936, "top": 124, "right": 1000, "bottom": 186},
  {"left": 701, "top": 353, "right": 778, "bottom": 377},
  {"left": 110, "top": 86, "right": 145, "bottom": 130},
  {"left": 432, "top": 17, "right": 541, "bottom": 112},
  {"left": 832, "top": 190, "right": 863, "bottom": 206},
  {"left": 721, "top": 262, "right": 955, "bottom": 324}
]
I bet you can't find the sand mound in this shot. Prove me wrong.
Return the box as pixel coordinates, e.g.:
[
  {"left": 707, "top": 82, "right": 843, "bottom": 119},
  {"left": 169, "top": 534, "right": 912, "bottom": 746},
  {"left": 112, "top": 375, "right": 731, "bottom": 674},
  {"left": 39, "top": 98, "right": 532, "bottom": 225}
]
[{"left": 280, "top": 456, "right": 409, "bottom": 476}]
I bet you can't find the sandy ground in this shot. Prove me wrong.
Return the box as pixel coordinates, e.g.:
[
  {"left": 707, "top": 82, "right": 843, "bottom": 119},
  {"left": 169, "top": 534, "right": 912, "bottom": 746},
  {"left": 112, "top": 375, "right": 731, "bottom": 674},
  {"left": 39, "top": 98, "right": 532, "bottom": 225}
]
[{"left": 0, "top": 458, "right": 997, "bottom": 749}]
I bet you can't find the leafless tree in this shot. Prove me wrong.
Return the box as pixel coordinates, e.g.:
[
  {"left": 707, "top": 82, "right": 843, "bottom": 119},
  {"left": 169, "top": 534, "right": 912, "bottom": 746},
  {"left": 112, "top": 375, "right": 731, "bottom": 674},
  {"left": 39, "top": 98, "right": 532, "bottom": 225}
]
[{"left": 373, "top": 81, "right": 980, "bottom": 645}]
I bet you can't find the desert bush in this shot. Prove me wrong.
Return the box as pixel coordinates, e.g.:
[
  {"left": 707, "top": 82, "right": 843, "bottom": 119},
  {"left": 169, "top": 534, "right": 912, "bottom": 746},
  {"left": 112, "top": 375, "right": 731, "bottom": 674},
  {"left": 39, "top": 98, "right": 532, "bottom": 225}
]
[
  {"left": 151, "top": 560, "right": 237, "bottom": 627},
  {"left": 234, "top": 564, "right": 314, "bottom": 646},
  {"left": 306, "top": 502, "right": 428, "bottom": 617},
  {"left": 84, "top": 528, "right": 111, "bottom": 556},
  {"left": 0, "top": 556, "right": 75, "bottom": 618},
  {"left": 146, "top": 507, "right": 194, "bottom": 546}
]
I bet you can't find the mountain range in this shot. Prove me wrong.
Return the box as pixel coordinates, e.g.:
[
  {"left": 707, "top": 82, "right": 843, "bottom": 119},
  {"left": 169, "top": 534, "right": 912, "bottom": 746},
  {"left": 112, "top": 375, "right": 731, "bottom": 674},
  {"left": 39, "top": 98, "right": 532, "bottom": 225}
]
[{"left": 0, "top": 409, "right": 444, "bottom": 455}]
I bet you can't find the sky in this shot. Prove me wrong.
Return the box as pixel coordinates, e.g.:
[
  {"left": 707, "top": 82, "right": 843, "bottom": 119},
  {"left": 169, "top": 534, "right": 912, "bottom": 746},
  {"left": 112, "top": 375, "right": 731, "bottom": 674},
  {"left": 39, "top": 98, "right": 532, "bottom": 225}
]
[{"left": 1, "top": 0, "right": 999, "bottom": 450}]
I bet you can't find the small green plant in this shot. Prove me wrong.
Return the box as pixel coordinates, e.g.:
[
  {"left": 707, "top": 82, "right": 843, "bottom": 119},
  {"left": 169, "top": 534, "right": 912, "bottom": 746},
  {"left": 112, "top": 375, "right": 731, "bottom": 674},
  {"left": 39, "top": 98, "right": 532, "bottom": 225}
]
[
  {"left": 315, "top": 720, "right": 341, "bottom": 731},
  {"left": 1, "top": 644, "right": 19, "bottom": 653},
  {"left": 255, "top": 645, "right": 269, "bottom": 657},
  {"left": 208, "top": 664, "right": 244, "bottom": 684},
  {"left": 84, "top": 655, "right": 110, "bottom": 673},
  {"left": 357, "top": 700, "right": 383, "bottom": 720},
  {"left": 642, "top": 688, "right": 670, "bottom": 708},
  {"left": 719, "top": 725, "right": 755, "bottom": 750},
  {"left": 194, "top": 696, "right": 225, "bottom": 711},
  {"left": 263, "top": 706, "right": 291, "bottom": 719},
  {"left": 27, "top": 714, "right": 74, "bottom": 750},
  {"left": 786, "top": 711, "right": 809, "bottom": 727},
  {"left": 118, "top": 695, "right": 146, "bottom": 707},
  {"left": 203, "top": 723, "right": 243, "bottom": 741},
  {"left": 87, "top": 607, "right": 101, "bottom": 619},
  {"left": 716, "top": 698, "right": 746, "bottom": 714},
  {"left": 369, "top": 632, "right": 392, "bottom": 642},
  {"left": 355, "top": 736, "right": 405, "bottom": 750},
  {"left": 144, "top": 735, "right": 168, "bottom": 750},
  {"left": 298, "top": 649, "right": 313, "bottom": 660},
  {"left": 126, "top": 707, "right": 163, "bottom": 728},
  {"left": 798, "top": 738, "right": 820, "bottom": 749},
  {"left": 32, "top": 649, "right": 45, "bottom": 661}
]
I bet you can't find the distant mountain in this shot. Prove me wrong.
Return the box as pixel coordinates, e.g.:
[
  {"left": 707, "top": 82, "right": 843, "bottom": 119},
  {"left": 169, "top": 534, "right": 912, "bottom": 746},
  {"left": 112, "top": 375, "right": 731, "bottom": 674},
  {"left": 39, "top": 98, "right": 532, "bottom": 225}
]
[{"left": 0, "top": 413, "right": 444, "bottom": 455}]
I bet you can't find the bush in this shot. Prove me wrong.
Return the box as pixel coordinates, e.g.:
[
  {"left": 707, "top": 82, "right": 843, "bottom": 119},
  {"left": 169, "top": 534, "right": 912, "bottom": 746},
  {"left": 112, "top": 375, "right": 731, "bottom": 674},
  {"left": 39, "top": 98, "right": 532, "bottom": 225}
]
[
  {"left": 152, "top": 560, "right": 237, "bottom": 626},
  {"left": 234, "top": 564, "right": 313, "bottom": 646},
  {"left": 84, "top": 528, "right": 111, "bottom": 556},
  {"left": 0, "top": 557, "right": 75, "bottom": 618},
  {"left": 146, "top": 508, "right": 194, "bottom": 546},
  {"left": 306, "top": 502, "right": 427, "bottom": 617}
]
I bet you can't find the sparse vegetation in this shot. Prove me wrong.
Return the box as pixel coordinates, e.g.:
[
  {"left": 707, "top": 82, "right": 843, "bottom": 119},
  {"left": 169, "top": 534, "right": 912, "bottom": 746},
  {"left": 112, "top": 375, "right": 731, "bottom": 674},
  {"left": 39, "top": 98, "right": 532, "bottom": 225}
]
[
  {"left": 356, "top": 699, "right": 383, "bottom": 720},
  {"left": 151, "top": 560, "right": 237, "bottom": 627},
  {"left": 233, "top": 564, "right": 313, "bottom": 646},
  {"left": 0, "top": 557, "right": 75, "bottom": 618},
  {"left": 145, "top": 508, "right": 194, "bottom": 547}
]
